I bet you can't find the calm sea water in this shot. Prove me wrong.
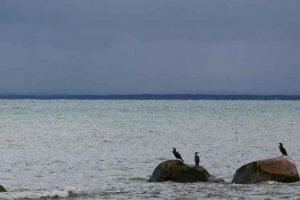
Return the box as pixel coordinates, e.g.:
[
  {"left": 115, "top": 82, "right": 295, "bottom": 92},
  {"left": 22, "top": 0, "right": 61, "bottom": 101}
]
[{"left": 0, "top": 100, "right": 300, "bottom": 199}]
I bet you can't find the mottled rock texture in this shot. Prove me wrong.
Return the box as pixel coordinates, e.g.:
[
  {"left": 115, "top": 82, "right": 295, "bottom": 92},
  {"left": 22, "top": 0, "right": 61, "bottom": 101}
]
[
  {"left": 0, "top": 185, "right": 6, "bottom": 192},
  {"left": 232, "top": 156, "right": 300, "bottom": 184},
  {"left": 149, "top": 160, "right": 211, "bottom": 183}
]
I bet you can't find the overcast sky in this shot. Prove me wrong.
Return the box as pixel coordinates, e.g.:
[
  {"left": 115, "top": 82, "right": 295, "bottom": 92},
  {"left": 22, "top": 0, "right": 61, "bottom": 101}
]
[{"left": 1, "top": 0, "right": 300, "bottom": 95}]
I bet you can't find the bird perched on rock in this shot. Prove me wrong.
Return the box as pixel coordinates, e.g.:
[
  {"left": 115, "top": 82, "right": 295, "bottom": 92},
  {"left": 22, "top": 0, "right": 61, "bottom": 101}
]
[
  {"left": 194, "top": 152, "right": 200, "bottom": 166},
  {"left": 172, "top": 148, "right": 184, "bottom": 161},
  {"left": 279, "top": 143, "right": 288, "bottom": 156}
]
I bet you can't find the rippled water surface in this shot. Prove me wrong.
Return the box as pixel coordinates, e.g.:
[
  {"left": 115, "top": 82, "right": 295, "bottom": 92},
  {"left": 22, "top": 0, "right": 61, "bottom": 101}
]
[{"left": 0, "top": 100, "right": 300, "bottom": 199}]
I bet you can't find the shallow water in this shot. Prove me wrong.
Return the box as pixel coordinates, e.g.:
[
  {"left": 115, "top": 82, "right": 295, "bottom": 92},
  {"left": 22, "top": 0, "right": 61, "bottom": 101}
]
[{"left": 0, "top": 100, "right": 300, "bottom": 199}]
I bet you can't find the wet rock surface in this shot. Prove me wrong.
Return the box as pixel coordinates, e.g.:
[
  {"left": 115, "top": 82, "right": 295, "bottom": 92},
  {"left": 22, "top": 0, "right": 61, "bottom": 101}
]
[
  {"left": 149, "top": 160, "right": 211, "bottom": 183},
  {"left": 0, "top": 185, "right": 6, "bottom": 192},
  {"left": 232, "top": 156, "right": 300, "bottom": 184}
]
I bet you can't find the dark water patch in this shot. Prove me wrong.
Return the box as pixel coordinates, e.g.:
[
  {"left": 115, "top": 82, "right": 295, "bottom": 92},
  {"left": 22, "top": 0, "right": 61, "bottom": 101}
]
[
  {"left": 205, "top": 192, "right": 231, "bottom": 199},
  {"left": 129, "top": 177, "right": 148, "bottom": 182},
  {"left": 96, "top": 189, "right": 131, "bottom": 199},
  {"left": 156, "top": 157, "right": 168, "bottom": 161},
  {"left": 174, "top": 197, "right": 197, "bottom": 200},
  {"left": 102, "top": 140, "right": 113, "bottom": 143},
  {"left": 280, "top": 195, "right": 292, "bottom": 199}
]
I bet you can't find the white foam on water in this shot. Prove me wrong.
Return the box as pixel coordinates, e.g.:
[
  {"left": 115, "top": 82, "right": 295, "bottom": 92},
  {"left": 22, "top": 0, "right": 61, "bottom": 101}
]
[{"left": 0, "top": 186, "right": 80, "bottom": 199}]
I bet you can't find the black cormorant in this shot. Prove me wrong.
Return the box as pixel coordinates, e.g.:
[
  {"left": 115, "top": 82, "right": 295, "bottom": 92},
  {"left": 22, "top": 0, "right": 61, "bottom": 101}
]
[
  {"left": 172, "top": 148, "right": 184, "bottom": 161},
  {"left": 194, "top": 152, "right": 200, "bottom": 166},
  {"left": 279, "top": 143, "right": 288, "bottom": 156}
]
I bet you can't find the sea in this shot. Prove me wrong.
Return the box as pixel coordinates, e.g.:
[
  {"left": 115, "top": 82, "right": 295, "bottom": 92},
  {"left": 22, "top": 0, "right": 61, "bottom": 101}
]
[{"left": 0, "top": 96, "right": 300, "bottom": 199}]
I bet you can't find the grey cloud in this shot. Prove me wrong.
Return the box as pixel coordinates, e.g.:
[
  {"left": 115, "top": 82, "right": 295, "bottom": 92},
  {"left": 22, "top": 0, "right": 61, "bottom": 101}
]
[{"left": 1, "top": 0, "right": 300, "bottom": 94}]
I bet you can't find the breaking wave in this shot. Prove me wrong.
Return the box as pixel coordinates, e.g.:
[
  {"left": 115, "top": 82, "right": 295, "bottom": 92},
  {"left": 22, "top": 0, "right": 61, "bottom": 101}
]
[{"left": 0, "top": 186, "right": 80, "bottom": 199}]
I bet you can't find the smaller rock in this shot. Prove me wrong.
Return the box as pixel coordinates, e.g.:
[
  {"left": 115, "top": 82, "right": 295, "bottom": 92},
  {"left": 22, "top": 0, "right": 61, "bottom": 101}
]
[
  {"left": 0, "top": 185, "right": 6, "bottom": 192},
  {"left": 149, "top": 160, "right": 211, "bottom": 183},
  {"left": 232, "top": 156, "right": 300, "bottom": 184}
]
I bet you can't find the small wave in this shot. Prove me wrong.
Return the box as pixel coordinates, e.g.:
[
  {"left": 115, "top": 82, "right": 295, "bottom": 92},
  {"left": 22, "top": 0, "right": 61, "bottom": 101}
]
[
  {"left": 129, "top": 177, "right": 148, "bottom": 182},
  {"left": 0, "top": 186, "right": 80, "bottom": 199},
  {"left": 156, "top": 157, "right": 168, "bottom": 161},
  {"left": 266, "top": 181, "right": 277, "bottom": 185}
]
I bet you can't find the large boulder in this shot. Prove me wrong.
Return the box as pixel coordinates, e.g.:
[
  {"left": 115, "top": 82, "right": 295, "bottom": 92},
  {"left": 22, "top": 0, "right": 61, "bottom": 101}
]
[
  {"left": 149, "top": 160, "right": 211, "bottom": 182},
  {"left": 232, "top": 156, "right": 300, "bottom": 184}
]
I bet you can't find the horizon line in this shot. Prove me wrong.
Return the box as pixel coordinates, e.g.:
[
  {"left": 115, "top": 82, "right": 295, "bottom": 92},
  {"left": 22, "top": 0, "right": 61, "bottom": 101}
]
[{"left": 1, "top": 94, "right": 300, "bottom": 100}]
